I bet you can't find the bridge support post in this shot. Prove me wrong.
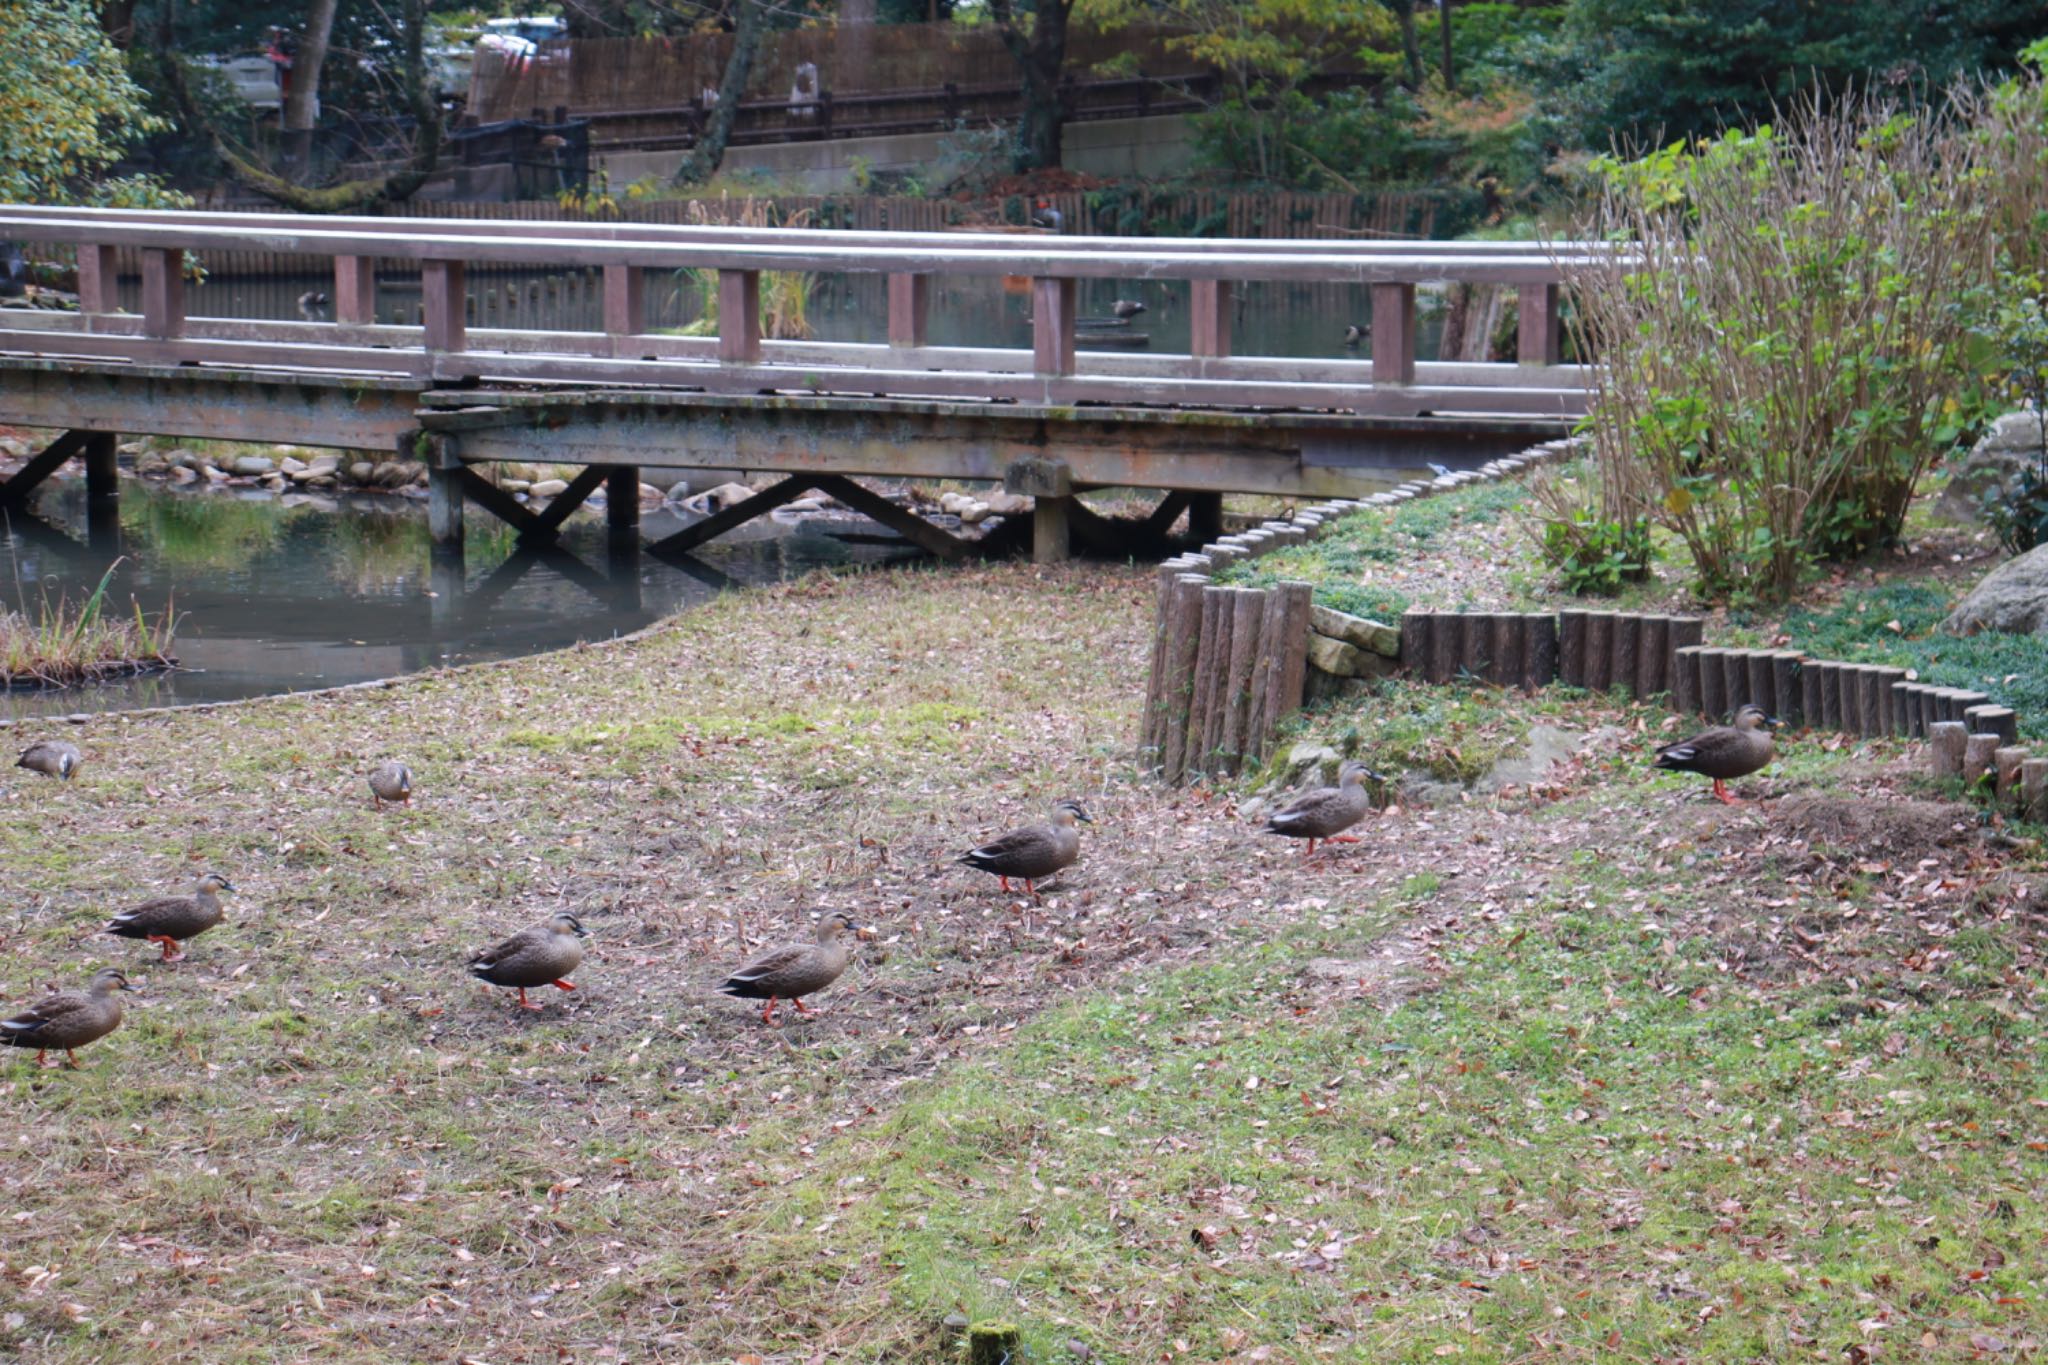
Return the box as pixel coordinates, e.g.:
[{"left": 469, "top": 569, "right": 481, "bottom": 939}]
[
  {"left": 423, "top": 436, "right": 464, "bottom": 547},
  {"left": 1007, "top": 457, "right": 1074, "bottom": 565},
  {"left": 84, "top": 432, "right": 119, "bottom": 501},
  {"left": 1191, "top": 280, "right": 1232, "bottom": 359},
  {"left": 606, "top": 465, "right": 641, "bottom": 550},
  {"left": 76, "top": 245, "right": 119, "bottom": 321},
  {"left": 888, "top": 274, "right": 930, "bottom": 348},
  {"left": 1370, "top": 283, "right": 1416, "bottom": 385},
  {"left": 1517, "top": 284, "right": 1562, "bottom": 365},
  {"left": 1188, "top": 492, "right": 1224, "bottom": 543},
  {"left": 429, "top": 544, "right": 466, "bottom": 628}
]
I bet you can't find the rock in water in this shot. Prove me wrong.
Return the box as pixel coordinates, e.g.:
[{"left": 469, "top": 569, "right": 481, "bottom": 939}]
[
  {"left": 1937, "top": 410, "right": 2048, "bottom": 525},
  {"left": 1943, "top": 543, "right": 2048, "bottom": 637}
]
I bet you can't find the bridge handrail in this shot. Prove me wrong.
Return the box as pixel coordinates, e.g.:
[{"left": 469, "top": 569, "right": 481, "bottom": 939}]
[{"left": 0, "top": 205, "right": 1599, "bottom": 400}]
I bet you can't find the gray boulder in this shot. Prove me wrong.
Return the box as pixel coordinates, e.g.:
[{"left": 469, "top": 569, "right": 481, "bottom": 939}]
[
  {"left": 1942, "top": 543, "right": 2048, "bottom": 636},
  {"left": 230, "top": 454, "right": 276, "bottom": 477},
  {"left": 1937, "top": 409, "right": 2048, "bottom": 524}
]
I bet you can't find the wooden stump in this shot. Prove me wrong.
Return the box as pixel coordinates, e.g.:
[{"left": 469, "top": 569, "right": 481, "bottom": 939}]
[
  {"left": 1217, "top": 588, "right": 1266, "bottom": 776},
  {"left": 1669, "top": 616, "right": 1705, "bottom": 661},
  {"left": 1722, "top": 651, "right": 1751, "bottom": 718},
  {"left": 1638, "top": 615, "right": 1670, "bottom": 697},
  {"left": 1491, "top": 612, "right": 1525, "bottom": 689},
  {"left": 1995, "top": 746, "right": 2029, "bottom": 809},
  {"left": 1558, "top": 610, "right": 1587, "bottom": 688},
  {"left": 1524, "top": 614, "right": 1559, "bottom": 690},
  {"left": 1834, "top": 664, "right": 1864, "bottom": 735},
  {"left": 1802, "top": 660, "right": 1826, "bottom": 732},
  {"left": 1858, "top": 667, "right": 1888, "bottom": 739},
  {"left": 1138, "top": 563, "right": 1180, "bottom": 761},
  {"left": 968, "top": 1321, "right": 1023, "bottom": 1365},
  {"left": 1815, "top": 662, "right": 1842, "bottom": 732},
  {"left": 1429, "top": 611, "right": 1461, "bottom": 685},
  {"left": 1965, "top": 705, "right": 2019, "bottom": 746},
  {"left": 1267, "top": 582, "right": 1314, "bottom": 736},
  {"left": 1963, "top": 732, "right": 2000, "bottom": 789},
  {"left": 1917, "top": 685, "right": 1941, "bottom": 737},
  {"left": 1613, "top": 614, "right": 1641, "bottom": 697},
  {"left": 1185, "top": 585, "right": 1227, "bottom": 776},
  {"left": 1158, "top": 574, "right": 1210, "bottom": 783},
  {"left": 1671, "top": 645, "right": 1704, "bottom": 717},
  {"left": 1460, "top": 612, "right": 1494, "bottom": 682},
  {"left": 1400, "top": 609, "right": 1430, "bottom": 677},
  {"left": 1870, "top": 668, "right": 1907, "bottom": 735},
  {"left": 1743, "top": 651, "right": 1773, "bottom": 720},
  {"left": 1241, "top": 588, "right": 1287, "bottom": 767},
  {"left": 1584, "top": 612, "right": 1614, "bottom": 692},
  {"left": 2024, "top": 757, "right": 2048, "bottom": 821},
  {"left": 1929, "top": 720, "right": 1967, "bottom": 779},
  {"left": 1697, "top": 648, "right": 1727, "bottom": 722},
  {"left": 1772, "top": 652, "right": 1803, "bottom": 729}
]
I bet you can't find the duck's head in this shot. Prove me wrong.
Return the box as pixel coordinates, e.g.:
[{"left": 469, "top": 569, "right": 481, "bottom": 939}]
[
  {"left": 1338, "top": 760, "right": 1386, "bottom": 786},
  {"left": 1734, "top": 704, "right": 1781, "bottom": 731},
  {"left": 91, "top": 967, "right": 141, "bottom": 995},
  {"left": 815, "top": 910, "right": 870, "bottom": 942},
  {"left": 197, "top": 871, "right": 236, "bottom": 895},
  {"left": 549, "top": 911, "right": 589, "bottom": 939},
  {"left": 1052, "top": 799, "right": 1094, "bottom": 827}
]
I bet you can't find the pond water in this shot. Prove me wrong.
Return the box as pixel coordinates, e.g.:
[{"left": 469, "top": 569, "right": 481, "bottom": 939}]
[
  {"left": 1, "top": 477, "right": 916, "bottom": 724},
  {"left": 130, "top": 268, "right": 1446, "bottom": 359}
]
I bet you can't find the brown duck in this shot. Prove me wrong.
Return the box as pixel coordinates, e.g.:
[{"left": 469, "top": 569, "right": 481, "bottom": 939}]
[
  {"left": 958, "top": 799, "right": 1091, "bottom": 901},
  {"left": 1261, "top": 759, "right": 1384, "bottom": 854},
  {"left": 717, "top": 911, "right": 868, "bottom": 1025},
  {"left": 106, "top": 872, "right": 235, "bottom": 962},
  {"left": 470, "top": 912, "right": 588, "bottom": 1010},
  {"left": 1653, "top": 703, "right": 1779, "bottom": 804},
  {"left": 16, "top": 739, "right": 83, "bottom": 782},
  {"left": 2, "top": 967, "right": 138, "bottom": 1067},
  {"left": 369, "top": 760, "right": 413, "bottom": 810}
]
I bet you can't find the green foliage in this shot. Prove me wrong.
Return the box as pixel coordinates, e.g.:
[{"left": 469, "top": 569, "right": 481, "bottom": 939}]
[
  {"left": 0, "top": 0, "right": 177, "bottom": 205},
  {"left": 1538, "top": 509, "right": 1654, "bottom": 595},
  {"left": 1776, "top": 585, "right": 2048, "bottom": 737},
  {"left": 1972, "top": 286, "right": 2048, "bottom": 555}
]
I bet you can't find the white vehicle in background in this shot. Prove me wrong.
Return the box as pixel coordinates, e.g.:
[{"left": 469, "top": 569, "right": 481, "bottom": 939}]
[
  {"left": 195, "top": 52, "right": 288, "bottom": 113},
  {"left": 476, "top": 16, "right": 568, "bottom": 64}
]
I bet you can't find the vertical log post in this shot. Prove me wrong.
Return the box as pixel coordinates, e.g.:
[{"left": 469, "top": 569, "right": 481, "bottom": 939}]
[
  {"left": 1032, "top": 275, "right": 1078, "bottom": 377},
  {"left": 1918, "top": 685, "right": 1942, "bottom": 737},
  {"left": 1370, "top": 283, "right": 1417, "bottom": 384},
  {"left": 2023, "top": 757, "right": 2048, "bottom": 821},
  {"left": 1638, "top": 615, "right": 1670, "bottom": 697},
  {"left": 423, "top": 434, "right": 463, "bottom": 547},
  {"left": 718, "top": 269, "right": 762, "bottom": 363},
  {"left": 1139, "top": 564, "right": 1182, "bottom": 762},
  {"left": 1746, "top": 652, "right": 1776, "bottom": 720},
  {"left": 1671, "top": 645, "right": 1703, "bottom": 717},
  {"left": 335, "top": 255, "right": 377, "bottom": 326},
  {"left": 1697, "top": 648, "right": 1727, "bottom": 721},
  {"left": 422, "top": 259, "right": 467, "bottom": 354},
  {"left": 1191, "top": 279, "right": 1232, "bottom": 359},
  {"left": 1459, "top": 612, "right": 1493, "bottom": 682},
  {"left": 1492, "top": 612, "right": 1524, "bottom": 689},
  {"left": 1929, "top": 721, "right": 1967, "bottom": 779},
  {"left": 1218, "top": 587, "right": 1266, "bottom": 776},
  {"left": 1517, "top": 283, "right": 1562, "bottom": 365},
  {"left": 1772, "top": 653, "right": 1803, "bottom": 729},
  {"left": 1400, "top": 609, "right": 1431, "bottom": 677},
  {"left": 1995, "top": 746, "right": 2028, "bottom": 810},
  {"left": 1894, "top": 682, "right": 1920, "bottom": 738},
  {"left": 1584, "top": 612, "right": 1614, "bottom": 693},
  {"left": 887, "top": 272, "right": 929, "bottom": 348},
  {"left": 603, "top": 265, "right": 646, "bottom": 357},
  {"left": 1612, "top": 614, "right": 1640, "bottom": 698},
  {"left": 1557, "top": 609, "right": 1587, "bottom": 687},
  {"left": 1722, "top": 651, "right": 1752, "bottom": 718},
  {"left": 1524, "top": 613, "right": 1558, "bottom": 690},
  {"left": 1268, "top": 582, "right": 1314, "bottom": 734},
  {"left": 1429, "top": 612, "right": 1462, "bottom": 684},
  {"left": 1965, "top": 705, "right": 2019, "bottom": 746},
  {"left": 1241, "top": 587, "right": 1287, "bottom": 767},
  {"left": 1185, "top": 586, "right": 1227, "bottom": 778},
  {"left": 1963, "top": 733, "right": 2000, "bottom": 790},
  {"left": 139, "top": 247, "right": 185, "bottom": 340},
  {"left": 1868, "top": 667, "right": 1905, "bottom": 734},
  {"left": 605, "top": 465, "right": 640, "bottom": 549},
  {"left": 1158, "top": 574, "right": 1209, "bottom": 784}
]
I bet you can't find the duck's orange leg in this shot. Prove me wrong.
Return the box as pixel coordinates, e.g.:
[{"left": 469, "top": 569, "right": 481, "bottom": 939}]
[
  {"left": 36, "top": 1049, "right": 55, "bottom": 1069},
  {"left": 552, "top": 979, "right": 576, "bottom": 992},
  {"left": 515, "top": 987, "right": 544, "bottom": 1010},
  {"left": 1712, "top": 778, "right": 1740, "bottom": 805},
  {"left": 998, "top": 876, "right": 1012, "bottom": 893},
  {"left": 761, "top": 998, "right": 778, "bottom": 1025},
  {"left": 64, "top": 1050, "right": 80, "bottom": 1069},
  {"left": 792, "top": 997, "right": 813, "bottom": 1016},
  {"left": 1025, "top": 879, "right": 1042, "bottom": 904},
  {"left": 150, "top": 935, "right": 185, "bottom": 963},
  {"left": 1303, "top": 838, "right": 1317, "bottom": 856}
]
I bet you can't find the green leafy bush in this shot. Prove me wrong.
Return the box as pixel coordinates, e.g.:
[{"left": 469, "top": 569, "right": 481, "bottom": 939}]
[
  {"left": 1971, "top": 288, "right": 2048, "bottom": 555},
  {"left": 1538, "top": 509, "right": 1653, "bottom": 595}
]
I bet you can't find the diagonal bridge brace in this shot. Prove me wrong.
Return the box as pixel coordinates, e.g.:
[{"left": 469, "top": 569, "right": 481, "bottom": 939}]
[
  {"left": 0, "top": 431, "right": 89, "bottom": 506},
  {"left": 646, "top": 473, "right": 971, "bottom": 561}
]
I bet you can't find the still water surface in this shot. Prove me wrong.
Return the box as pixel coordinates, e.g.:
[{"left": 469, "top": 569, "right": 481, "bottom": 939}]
[{"left": 2, "top": 478, "right": 914, "bottom": 723}]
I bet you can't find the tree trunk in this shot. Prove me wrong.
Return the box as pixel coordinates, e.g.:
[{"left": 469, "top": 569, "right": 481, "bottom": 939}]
[
  {"left": 1393, "top": 0, "right": 1423, "bottom": 90},
  {"left": 99, "top": 0, "right": 138, "bottom": 49},
  {"left": 991, "top": 0, "right": 1069, "bottom": 172},
  {"left": 675, "top": 0, "right": 769, "bottom": 185},
  {"left": 1439, "top": 0, "right": 1455, "bottom": 91},
  {"left": 280, "top": 0, "right": 341, "bottom": 181}
]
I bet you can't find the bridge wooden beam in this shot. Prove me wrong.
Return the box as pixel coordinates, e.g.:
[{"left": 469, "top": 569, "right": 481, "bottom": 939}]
[
  {"left": 1032, "top": 276, "right": 1077, "bottom": 377},
  {"left": 335, "top": 256, "right": 377, "bottom": 325},
  {"left": 1370, "top": 283, "right": 1416, "bottom": 385},
  {"left": 810, "top": 474, "right": 969, "bottom": 561},
  {"left": 521, "top": 463, "right": 612, "bottom": 543},
  {"left": 0, "top": 429, "right": 90, "bottom": 506},
  {"left": 888, "top": 273, "right": 930, "bottom": 348},
  {"left": 718, "top": 269, "right": 761, "bottom": 364},
  {"left": 139, "top": 248, "right": 184, "bottom": 339},
  {"left": 1517, "top": 283, "right": 1563, "bottom": 365},
  {"left": 1190, "top": 280, "right": 1231, "bottom": 359},
  {"left": 422, "top": 259, "right": 466, "bottom": 353},
  {"left": 603, "top": 265, "right": 646, "bottom": 357},
  {"left": 76, "top": 245, "right": 119, "bottom": 318},
  {"left": 646, "top": 474, "right": 821, "bottom": 557}
]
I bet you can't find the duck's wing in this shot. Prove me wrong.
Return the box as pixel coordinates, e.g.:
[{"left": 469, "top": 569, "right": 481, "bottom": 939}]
[
  {"left": 107, "top": 895, "right": 199, "bottom": 937},
  {"left": 470, "top": 926, "right": 545, "bottom": 975},
  {"left": 1263, "top": 786, "right": 1342, "bottom": 831},
  {"left": 959, "top": 825, "right": 1051, "bottom": 868},
  {"left": 719, "top": 943, "right": 809, "bottom": 994},
  {"left": 0, "top": 991, "right": 91, "bottom": 1044}
]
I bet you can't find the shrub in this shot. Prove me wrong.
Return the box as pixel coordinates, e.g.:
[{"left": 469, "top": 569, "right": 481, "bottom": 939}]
[
  {"left": 1556, "top": 91, "right": 2016, "bottom": 602},
  {"left": 1538, "top": 506, "right": 1653, "bottom": 595}
]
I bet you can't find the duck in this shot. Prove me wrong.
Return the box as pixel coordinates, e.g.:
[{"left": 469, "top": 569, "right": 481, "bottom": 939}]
[
  {"left": 105, "top": 871, "right": 235, "bottom": 962},
  {"left": 1344, "top": 323, "right": 1364, "bottom": 348},
  {"left": 368, "top": 760, "right": 413, "bottom": 810},
  {"left": 297, "top": 290, "right": 330, "bottom": 322},
  {"left": 1653, "top": 703, "right": 1779, "bottom": 805},
  {"left": 16, "top": 739, "right": 82, "bottom": 781},
  {"left": 1030, "top": 199, "right": 1064, "bottom": 231},
  {"left": 1261, "top": 759, "right": 1384, "bottom": 854},
  {"left": 1111, "top": 299, "right": 1146, "bottom": 320},
  {"left": 469, "top": 911, "right": 588, "bottom": 1010},
  {"left": 2, "top": 967, "right": 138, "bottom": 1068},
  {"left": 717, "top": 910, "right": 868, "bottom": 1025},
  {"left": 958, "top": 799, "right": 1091, "bottom": 902}
]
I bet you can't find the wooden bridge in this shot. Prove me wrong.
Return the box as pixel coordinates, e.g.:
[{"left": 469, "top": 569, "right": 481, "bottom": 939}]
[{"left": 0, "top": 205, "right": 1594, "bottom": 565}]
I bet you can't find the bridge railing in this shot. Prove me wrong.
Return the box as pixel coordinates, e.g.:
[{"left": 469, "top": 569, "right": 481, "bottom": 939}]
[{"left": 0, "top": 206, "right": 1606, "bottom": 418}]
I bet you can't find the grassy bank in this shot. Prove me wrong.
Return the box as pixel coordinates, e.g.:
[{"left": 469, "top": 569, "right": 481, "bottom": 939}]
[
  {"left": 2, "top": 553, "right": 2043, "bottom": 1362},
  {"left": 0, "top": 567, "right": 176, "bottom": 689}
]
